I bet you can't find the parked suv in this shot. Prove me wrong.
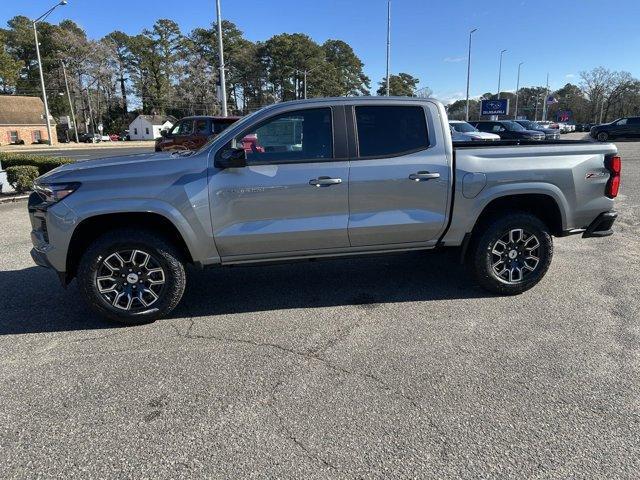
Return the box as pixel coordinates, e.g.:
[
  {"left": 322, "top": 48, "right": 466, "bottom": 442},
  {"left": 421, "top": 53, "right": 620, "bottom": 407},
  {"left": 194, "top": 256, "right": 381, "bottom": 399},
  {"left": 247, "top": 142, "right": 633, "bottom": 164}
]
[
  {"left": 155, "top": 116, "right": 241, "bottom": 152},
  {"left": 471, "top": 120, "right": 545, "bottom": 140},
  {"left": 590, "top": 116, "right": 640, "bottom": 141},
  {"left": 514, "top": 119, "right": 561, "bottom": 140}
]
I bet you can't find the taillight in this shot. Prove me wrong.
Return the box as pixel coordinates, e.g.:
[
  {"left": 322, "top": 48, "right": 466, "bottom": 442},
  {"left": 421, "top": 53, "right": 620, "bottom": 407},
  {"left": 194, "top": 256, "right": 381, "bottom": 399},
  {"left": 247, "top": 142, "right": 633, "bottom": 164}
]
[{"left": 605, "top": 155, "right": 622, "bottom": 198}]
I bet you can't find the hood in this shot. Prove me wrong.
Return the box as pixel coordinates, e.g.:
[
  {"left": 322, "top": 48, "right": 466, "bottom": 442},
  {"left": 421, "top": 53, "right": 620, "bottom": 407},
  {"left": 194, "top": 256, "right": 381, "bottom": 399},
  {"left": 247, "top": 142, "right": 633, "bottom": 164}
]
[
  {"left": 523, "top": 130, "right": 544, "bottom": 136},
  {"left": 39, "top": 151, "right": 176, "bottom": 181}
]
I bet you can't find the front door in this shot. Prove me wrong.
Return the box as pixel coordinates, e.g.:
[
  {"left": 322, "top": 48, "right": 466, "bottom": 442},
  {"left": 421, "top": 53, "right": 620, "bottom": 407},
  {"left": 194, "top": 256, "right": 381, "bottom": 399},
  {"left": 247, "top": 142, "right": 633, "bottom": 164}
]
[
  {"left": 347, "top": 104, "right": 450, "bottom": 247},
  {"left": 210, "top": 107, "right": 350, "bottom": 258}
]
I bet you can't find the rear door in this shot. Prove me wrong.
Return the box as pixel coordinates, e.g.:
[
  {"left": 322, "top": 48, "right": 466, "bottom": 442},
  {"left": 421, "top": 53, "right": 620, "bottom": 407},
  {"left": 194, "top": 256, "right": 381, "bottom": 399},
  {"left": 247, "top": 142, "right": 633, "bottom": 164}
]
[
  {"left": 210, "top": 106, "right": 351, "bottom": 258},
  {"left": 347, "top": 103, "right": 450, "bottom": 247}
]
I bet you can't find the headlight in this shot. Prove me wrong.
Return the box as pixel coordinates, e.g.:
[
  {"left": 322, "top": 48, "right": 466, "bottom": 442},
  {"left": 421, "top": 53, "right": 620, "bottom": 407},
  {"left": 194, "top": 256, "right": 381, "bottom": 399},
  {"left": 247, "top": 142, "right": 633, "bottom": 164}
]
[{"left": 34, "top": 182, "right": 81, "bottom": 203}]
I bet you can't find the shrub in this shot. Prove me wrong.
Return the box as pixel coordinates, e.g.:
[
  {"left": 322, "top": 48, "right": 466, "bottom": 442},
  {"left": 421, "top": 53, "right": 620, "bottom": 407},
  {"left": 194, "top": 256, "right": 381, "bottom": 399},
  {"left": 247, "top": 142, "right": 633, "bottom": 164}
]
[
  {"left": 6, "top": 165, "right": 40, "bottom": 193},
  {"left": 0, "top": 152, "right": 74, "bottom": 175}
]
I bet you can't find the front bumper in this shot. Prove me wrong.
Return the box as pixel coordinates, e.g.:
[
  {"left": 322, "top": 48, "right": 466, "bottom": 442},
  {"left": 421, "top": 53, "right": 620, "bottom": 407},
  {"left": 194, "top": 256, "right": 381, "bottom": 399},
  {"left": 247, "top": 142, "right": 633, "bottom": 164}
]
[{"left": 583, "top": 211, "right": 618, "bottom": 238}]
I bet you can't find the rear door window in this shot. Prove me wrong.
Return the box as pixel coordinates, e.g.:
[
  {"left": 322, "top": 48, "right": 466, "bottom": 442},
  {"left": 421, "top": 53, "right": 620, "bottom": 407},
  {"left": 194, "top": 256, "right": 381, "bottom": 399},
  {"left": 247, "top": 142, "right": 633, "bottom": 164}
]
[
  {"left": 194, "top": 119, "right": 209, "bottom": 135},
  {"left": 355, "top": 105, "right": 429, "bottom": 158}
]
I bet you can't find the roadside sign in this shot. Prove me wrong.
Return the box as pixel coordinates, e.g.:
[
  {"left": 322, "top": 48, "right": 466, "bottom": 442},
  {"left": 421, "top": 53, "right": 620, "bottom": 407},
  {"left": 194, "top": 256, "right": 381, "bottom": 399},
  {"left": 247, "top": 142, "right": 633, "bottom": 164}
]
[
  {"left": 481, "top": 99, "right": 509, "bottom": 116},
  {"left": 97, "top": 123, "right": 104, "bottom": 132}
]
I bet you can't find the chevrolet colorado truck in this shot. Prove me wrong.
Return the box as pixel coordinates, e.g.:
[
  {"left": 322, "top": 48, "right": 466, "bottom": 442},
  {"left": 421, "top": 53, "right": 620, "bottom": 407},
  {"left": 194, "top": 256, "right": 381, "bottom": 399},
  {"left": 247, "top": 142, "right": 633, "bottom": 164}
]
[{"left": 28, "top": 98, "right": 621, "bottom": 324}]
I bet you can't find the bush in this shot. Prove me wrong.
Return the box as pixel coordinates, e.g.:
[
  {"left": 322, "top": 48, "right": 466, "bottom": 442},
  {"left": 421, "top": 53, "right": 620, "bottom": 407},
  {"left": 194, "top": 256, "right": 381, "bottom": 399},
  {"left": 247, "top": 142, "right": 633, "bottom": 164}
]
[
  {"left": 6, "top": 166, "right": 40, "bottom": 193},
  {"left": 0, "top": 152, "right": 74, "bottom": 175}
]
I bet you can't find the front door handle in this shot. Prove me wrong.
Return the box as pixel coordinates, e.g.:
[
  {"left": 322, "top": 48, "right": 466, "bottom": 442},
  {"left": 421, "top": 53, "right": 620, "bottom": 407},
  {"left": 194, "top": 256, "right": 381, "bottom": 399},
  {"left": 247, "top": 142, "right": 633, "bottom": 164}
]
[
  {"left": 409, "top": 171, "right": 440, "bottom": 182},
  {"left": 309, "top": 176, "right": 342, "bottom": 187}
]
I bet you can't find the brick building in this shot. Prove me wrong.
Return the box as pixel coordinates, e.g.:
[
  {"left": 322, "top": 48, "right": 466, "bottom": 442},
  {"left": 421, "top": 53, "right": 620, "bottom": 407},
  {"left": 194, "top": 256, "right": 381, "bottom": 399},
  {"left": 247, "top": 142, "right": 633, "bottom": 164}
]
[{"left": 0, "top": 95, "right": 57, "bottom": 145}]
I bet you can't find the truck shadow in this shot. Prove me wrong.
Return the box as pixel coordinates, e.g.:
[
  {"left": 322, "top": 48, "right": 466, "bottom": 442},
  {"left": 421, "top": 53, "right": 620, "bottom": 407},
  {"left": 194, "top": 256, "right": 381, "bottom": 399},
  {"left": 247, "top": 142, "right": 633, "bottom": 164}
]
[{"left": 0, "top": 250, "right": 491, "bottom": 335}]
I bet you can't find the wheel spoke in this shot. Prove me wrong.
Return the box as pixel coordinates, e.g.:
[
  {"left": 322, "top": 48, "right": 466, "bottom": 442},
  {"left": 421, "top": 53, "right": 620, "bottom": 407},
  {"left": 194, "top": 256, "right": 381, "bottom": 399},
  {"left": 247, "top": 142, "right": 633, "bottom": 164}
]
[
  {"left": 509, "top": 229, "right": 524, "bottom": 244},
  {"left": 132, "top": 250, "right": 150, "bottom": 268},
  {"left": 96, "top": 276, "right": 118, "bottom": 293},
  {"left": 492, "top": 240, "right": 508, "bottom": 256}
]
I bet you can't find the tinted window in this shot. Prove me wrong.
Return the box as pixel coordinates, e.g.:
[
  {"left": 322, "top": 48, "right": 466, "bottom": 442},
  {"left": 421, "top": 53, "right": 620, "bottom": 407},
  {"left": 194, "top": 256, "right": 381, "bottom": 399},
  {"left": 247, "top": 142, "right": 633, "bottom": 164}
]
[
  {"left": 234, "top": 108, "right": 333, "bottom": 163},
  {"left": 194, "top": 119, "right": 209, "bottom": 135},
  {"left": 213, "top": 120, "right": 234, "bottom": 134},
  {"left": 450, "top": 122, "right": 477, "bottom": 133},
  {"left": 355, "top": 105, "right": 429, "bottom": 157},
  {"left": 616, "top": 118, "right": 628, "bottom": 126},
  {"left": 627, "top": 117, "right": 640, "bottom": 125},
  {"left": 474, "top": 123, "right": 493, "bottom": 132},
  {"left": 503, "top": 121, "right": 525, "bottom": 131},
  {"left": 171, "top": 120, "right": 193, "bottom": 135}
]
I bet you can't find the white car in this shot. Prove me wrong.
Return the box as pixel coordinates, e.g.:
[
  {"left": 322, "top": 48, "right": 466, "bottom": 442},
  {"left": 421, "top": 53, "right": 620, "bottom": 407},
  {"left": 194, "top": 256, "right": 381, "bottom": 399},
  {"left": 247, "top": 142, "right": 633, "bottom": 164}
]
[
  {"left": 449, "top": 120, "right": 500, "bottom": 141},
  {"left": 100, "top": 134, "right": 111, "bottom": 142}
]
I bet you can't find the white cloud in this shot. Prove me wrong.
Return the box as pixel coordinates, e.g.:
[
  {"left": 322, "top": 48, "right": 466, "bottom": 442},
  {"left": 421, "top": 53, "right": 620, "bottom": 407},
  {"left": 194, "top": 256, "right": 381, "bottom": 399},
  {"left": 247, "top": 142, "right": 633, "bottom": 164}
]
[
  {"left": 565, "top": 73, "right": 575, "bottom": 78},
  {"left": 444, "top": 56, "right": 465, "bottom": 63},
  {"left": 433, "top": 91, "right": 465, "bottom": 105}
]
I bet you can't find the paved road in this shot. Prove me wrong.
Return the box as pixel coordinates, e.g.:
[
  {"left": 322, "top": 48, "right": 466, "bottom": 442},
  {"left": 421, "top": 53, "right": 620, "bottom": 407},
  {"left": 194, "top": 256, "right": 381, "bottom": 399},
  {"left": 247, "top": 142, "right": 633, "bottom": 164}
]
[{"left": 0, "top": 141, "right": 638, "bottom": 478}]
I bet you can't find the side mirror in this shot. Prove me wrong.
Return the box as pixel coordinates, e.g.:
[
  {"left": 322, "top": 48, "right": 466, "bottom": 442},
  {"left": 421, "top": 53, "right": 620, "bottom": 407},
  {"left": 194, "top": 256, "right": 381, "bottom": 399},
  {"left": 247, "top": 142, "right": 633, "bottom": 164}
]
[{"left": 215, "top": 146, "right": 247, "bottom": 168}]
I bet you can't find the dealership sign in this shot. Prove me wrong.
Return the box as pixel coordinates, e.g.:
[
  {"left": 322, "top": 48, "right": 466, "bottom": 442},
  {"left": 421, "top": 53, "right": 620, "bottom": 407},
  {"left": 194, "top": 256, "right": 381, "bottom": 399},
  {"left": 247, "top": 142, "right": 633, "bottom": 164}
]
[{"left": 481, "top": 99, "right": 509, "bottom": 116}]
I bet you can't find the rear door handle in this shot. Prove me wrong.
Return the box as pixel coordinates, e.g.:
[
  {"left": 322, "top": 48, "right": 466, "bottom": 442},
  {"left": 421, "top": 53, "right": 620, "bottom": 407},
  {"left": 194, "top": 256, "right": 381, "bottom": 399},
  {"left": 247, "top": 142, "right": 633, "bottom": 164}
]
[
  {"left": 409, "top": 171, "right": 440, "bottom": 181},
  {"left": 309, "top": 176, "right": 342, "bottom": 187}
]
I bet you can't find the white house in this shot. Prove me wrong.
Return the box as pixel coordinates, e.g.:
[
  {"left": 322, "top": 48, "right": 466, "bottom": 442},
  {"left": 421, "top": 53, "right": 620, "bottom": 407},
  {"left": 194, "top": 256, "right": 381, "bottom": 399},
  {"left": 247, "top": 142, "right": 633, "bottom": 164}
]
[{"left": 128, "top": 115, "right": 175, "bottom": 140}]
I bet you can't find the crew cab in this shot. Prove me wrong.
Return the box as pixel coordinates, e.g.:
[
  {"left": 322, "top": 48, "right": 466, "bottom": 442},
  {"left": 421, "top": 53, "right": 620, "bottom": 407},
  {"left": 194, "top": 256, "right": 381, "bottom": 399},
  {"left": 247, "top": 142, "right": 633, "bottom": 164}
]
[{"left": 28, "top": 97, "right": 621, "bottom": 324}]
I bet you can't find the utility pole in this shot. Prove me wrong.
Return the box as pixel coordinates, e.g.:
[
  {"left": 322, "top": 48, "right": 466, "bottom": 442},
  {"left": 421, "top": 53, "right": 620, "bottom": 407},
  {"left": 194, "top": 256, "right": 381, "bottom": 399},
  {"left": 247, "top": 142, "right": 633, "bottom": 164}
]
[
  {"left": 465, "top": 28, "right": 477, "bottom": 121},
  {"left": 542, "top": 73, "right": 550, "bottom": 121},
  {"left": 385, "top": 0, "right": 391, "bottom": 96},
  {"left": 33, "top": 1, "right": 68, "bottom": 145},
  {"left": 514, "top": 61, "right": 523, "bottom": 119},
  {"left": 60, "top": 60, "right": 79, "bottom": 142},
  {"left": 215, "top": 0, "right": 228, "bottom": 116}
]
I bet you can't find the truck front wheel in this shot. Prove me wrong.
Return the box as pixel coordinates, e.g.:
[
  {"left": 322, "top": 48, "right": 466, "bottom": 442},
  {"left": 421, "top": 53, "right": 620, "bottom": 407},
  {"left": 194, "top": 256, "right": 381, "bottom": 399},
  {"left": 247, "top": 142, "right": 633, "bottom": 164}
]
[
  {"left": 469, "top": 212, "right": 553, "bottom": 295},
  {"left": 77, "top": 229, "right": 186, "bottom": 324}
]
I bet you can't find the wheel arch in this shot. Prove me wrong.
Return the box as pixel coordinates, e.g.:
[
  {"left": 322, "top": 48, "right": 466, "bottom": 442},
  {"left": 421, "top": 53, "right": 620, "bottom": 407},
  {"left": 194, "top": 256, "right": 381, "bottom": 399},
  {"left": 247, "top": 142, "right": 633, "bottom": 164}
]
[{"left": 66, "top": 211, "right": 195, "bottom": 284}]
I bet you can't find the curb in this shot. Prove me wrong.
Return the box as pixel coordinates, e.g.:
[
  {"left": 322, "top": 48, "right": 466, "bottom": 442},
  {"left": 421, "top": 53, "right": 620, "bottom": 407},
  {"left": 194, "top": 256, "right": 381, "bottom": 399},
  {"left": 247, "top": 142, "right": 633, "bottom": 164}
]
[{"left": 0, "top": 194, "right": 29, "bottom": 204}]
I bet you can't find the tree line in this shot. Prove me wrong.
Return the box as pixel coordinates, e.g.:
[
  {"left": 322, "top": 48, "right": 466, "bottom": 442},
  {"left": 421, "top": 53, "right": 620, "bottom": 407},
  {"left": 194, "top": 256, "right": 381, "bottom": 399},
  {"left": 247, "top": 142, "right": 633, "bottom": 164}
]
[
  {"left": 447, "top": 67, "right": 640, "bottom": 124},
  {"left": 0, "top": 16, "right": 421, "bottom": 134}
]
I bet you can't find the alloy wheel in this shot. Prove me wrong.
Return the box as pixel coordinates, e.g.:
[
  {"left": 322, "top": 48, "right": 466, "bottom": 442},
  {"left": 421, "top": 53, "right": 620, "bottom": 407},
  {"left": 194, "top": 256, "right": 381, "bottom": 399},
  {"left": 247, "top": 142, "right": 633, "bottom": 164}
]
[
  {"left": 95, "top": 249, "right": 166, "bottom": 311},
  {"left": 490, "top": 229, "right": 541, "bottom": 284}
]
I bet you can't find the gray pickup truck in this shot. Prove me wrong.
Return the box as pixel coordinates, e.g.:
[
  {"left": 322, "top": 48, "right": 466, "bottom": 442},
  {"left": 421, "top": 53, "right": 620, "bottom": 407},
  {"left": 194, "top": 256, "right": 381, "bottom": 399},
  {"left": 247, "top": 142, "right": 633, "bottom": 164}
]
[{"left": 28, "top": 97, "right": 621, "bottom": 324}]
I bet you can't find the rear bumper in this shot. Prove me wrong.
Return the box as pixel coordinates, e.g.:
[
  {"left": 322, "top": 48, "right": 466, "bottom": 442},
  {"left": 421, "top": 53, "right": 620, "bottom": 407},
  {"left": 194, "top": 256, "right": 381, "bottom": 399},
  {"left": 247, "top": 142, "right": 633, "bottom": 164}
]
[{"left": 582, "top": 211, "right": 617, "bottom": 238}]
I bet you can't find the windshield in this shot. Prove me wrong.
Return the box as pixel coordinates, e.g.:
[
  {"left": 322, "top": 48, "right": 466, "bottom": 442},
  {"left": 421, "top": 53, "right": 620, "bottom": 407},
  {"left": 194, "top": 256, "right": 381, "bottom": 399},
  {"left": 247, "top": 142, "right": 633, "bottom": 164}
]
[
  {"left": 518, "top": 120, "right": 540, "bottom": 130},
  {"left": 450, "top": 122, "right": 478, "bottom": 133},
  {"left": 503, "top": 121, "right": 525, "bottom": 131}
]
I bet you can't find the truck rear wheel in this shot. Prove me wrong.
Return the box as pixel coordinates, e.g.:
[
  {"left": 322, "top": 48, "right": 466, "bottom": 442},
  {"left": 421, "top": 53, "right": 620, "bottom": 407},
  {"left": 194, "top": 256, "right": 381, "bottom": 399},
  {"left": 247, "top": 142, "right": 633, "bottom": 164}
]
[
  {"left": 77, "top": 229, "right": 186, "bottom": 325},
  {"left": 469, "top": 212, "right": 553, "bottom": 295}
]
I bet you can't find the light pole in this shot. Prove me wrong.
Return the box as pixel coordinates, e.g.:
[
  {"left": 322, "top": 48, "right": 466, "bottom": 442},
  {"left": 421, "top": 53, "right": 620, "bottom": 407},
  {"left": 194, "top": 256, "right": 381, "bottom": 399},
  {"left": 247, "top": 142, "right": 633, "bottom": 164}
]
[
  {"left": 465, "top": 28, "right": 477, "bottom": 121},
  {"left": 33, "top": 0, "right": 67, "bottom": 146},
  {"left": 514, "top": 61, "right": 523, "bottom": 119},
  {"left": 542, "top": 72, "right": 550, "bottom": 121},
  {"left": 215, "top": 0, "right": 228, "bottom": 116},
  {"left": 496, "top": 49, "right": 507, "bottom": 99},
  {"left": 60, "top": 60, "right": 79, "bottom": 142},
  {"left": 302, "top": 64, "right": 323, "bottom": 99},
  {"left": 385, "top": 0, "right": 391, "bottom": 96}
]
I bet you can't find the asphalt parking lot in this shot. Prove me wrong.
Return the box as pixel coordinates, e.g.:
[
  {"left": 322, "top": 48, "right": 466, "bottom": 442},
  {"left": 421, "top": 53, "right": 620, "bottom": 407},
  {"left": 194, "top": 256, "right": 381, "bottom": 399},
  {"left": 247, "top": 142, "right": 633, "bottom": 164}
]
[{"left": 0, "top": 138, "right": 638, "bottom": 478}]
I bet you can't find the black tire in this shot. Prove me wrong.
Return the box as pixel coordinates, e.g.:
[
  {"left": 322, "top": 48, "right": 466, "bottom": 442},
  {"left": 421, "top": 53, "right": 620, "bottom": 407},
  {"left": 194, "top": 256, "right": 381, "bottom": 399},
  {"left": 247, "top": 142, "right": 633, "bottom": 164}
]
[
  {"left": 77, "top": 228, "right": 186, "bottom": 325},
  {"left": 597, "top": 131, "right": 609, "bottom": 142},
  {"left": 469, "top": 212, "right": 553, "bottom": 295}
]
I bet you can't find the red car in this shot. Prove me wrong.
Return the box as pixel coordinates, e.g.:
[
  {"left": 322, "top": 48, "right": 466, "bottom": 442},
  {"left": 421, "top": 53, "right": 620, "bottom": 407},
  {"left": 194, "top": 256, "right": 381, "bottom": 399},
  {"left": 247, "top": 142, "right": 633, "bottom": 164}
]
[{"left": 155, "top": 116, "right": 241, "bottom": 152}]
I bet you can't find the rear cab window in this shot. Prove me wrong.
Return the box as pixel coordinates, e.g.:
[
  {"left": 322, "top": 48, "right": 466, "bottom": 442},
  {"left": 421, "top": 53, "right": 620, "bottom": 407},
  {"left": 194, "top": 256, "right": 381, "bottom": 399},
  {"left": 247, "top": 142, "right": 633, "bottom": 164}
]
[{"left": 355, "top": 105, "right": 429, "bottom": 158}]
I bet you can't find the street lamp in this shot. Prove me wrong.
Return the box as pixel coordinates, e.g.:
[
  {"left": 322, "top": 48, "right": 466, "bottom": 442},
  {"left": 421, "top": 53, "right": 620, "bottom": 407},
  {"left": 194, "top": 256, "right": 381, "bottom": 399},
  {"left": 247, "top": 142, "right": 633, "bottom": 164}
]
[
  {"left": 33, "top": 1, "right": 67, "bottom": 146},
  {"left": 514, "top": 61, "right": 524, "bottom": 119},
  {"left": 496, "top": 49, "right": 507, "bottom": 100},
  {"left": 465, "top": 28, "right": 477, "bottom": 121},
  {"left": 301, "top": 64, "right": 323, "bottom": 100},
  {"left": 215, "top": 0, "right": 227, "bottom": 116}
]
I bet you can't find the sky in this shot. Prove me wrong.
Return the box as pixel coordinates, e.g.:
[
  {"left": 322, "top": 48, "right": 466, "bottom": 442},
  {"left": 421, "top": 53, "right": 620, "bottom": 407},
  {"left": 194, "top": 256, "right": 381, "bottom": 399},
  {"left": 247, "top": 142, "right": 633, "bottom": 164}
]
[{"left": 4, "top": 0, "right": 640, "bottom": 104}]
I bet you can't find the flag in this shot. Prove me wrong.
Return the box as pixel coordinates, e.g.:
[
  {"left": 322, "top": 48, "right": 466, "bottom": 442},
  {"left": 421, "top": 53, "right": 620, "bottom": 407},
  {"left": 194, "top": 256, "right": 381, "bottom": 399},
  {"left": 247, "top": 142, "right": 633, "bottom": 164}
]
[{"left": 546, "top": 95, "right": 559, "bottom": 105}]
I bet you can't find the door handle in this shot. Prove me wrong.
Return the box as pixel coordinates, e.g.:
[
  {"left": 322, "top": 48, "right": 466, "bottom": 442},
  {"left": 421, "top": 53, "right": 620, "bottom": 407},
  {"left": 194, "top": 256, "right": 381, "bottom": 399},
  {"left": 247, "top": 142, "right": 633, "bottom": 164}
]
[
  {"left": 309, "top": 176, "right": 342, "bottom": 187},
  {"left": 409, "top": 171, "right": 440, "bottom": 181}
]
